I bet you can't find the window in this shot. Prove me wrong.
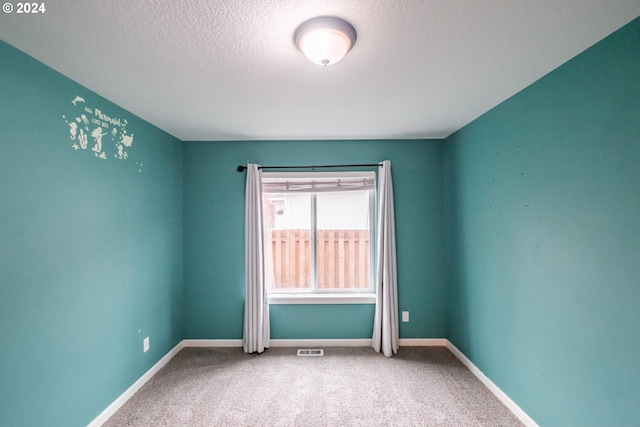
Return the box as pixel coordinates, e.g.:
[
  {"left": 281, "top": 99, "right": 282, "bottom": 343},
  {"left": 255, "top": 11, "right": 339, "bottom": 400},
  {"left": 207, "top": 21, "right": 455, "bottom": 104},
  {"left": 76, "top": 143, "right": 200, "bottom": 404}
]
[{"left": 262, "top": 171, "right": 375, "bottom": 302}]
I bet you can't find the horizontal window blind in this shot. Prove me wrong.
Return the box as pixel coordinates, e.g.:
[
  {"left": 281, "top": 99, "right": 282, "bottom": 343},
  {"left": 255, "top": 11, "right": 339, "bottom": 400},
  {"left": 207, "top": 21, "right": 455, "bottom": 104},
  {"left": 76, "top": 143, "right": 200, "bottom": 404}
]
[{"left": 262, "top": 172, "right": 375, "bottom": 193}]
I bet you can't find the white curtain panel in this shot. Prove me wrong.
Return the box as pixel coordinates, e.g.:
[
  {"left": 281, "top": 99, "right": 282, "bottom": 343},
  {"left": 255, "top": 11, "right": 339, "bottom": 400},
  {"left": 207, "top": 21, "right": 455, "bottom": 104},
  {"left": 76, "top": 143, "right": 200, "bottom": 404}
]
[
  {"left": 243, "top": 163, "right": 270, "bottom": 353},
  {"left": 372, "top": 160, "right": 399, "bottom": 357}
]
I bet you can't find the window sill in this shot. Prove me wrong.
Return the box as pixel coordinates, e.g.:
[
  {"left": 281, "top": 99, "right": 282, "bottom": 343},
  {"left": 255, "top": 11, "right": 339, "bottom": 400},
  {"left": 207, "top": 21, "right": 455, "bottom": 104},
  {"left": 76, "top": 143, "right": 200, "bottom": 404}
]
[{"left": 268, "top": 293, "right": 376, "bottom": 305}]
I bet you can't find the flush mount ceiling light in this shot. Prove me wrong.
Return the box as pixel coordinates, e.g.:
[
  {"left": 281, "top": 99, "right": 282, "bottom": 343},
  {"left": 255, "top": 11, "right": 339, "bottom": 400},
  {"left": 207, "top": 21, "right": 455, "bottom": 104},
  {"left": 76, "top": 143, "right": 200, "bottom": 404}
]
[{"left": 294, "top": 16, "right": 357, "bottom": 66}]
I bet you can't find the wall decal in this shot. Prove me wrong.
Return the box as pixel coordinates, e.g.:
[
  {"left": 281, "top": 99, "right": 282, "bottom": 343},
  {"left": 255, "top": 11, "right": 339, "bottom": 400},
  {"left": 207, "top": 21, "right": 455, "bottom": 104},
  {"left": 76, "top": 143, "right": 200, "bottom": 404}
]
[
  {"left": 71, "top": 96, "right": 85, "bottom": 106},
  {"left": 62, "top": 95, "right": 140, "bottom": 167}
]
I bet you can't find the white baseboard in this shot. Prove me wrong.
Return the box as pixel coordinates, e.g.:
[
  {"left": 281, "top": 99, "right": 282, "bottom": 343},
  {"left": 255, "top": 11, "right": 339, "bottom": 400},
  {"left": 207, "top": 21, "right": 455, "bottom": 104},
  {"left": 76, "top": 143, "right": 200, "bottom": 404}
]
[
  {"left": 180, "top": 338, "right": 373, "bottom": 348},
  {"left": 88, "top": 338, "right": 538, "bottom": 427},
  {"left": 446, "top": 341, "right": 539, "bottom": 427},
  {"left": 87, "top": 341, "right": 184, "bottom": 427},
  {"left": 181, "top": 338, "right": 447, "bottom": 349},
  {"left": 181, "top": 339, "right": 243, "bottom": 347},
  {"left": 269, "top": 338, "right": 372, "bottom": 347}
]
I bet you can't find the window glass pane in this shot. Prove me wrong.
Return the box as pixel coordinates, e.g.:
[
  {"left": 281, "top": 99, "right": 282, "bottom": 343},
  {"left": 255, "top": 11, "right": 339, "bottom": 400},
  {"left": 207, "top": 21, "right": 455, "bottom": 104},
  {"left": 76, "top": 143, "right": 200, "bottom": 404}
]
[
  {"left": 263, "top": 193, "right": 312, "bottom": 290},
  {"left": 316, "top": 191, "right": 371, "bottom": 290}
]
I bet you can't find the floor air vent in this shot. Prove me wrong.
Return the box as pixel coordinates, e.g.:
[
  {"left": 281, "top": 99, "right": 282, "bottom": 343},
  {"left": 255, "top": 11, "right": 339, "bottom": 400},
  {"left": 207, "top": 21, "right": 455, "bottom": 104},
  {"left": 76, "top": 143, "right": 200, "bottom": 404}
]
[{"left": 297, "top": 349, "right": 324, "bottom": 357}]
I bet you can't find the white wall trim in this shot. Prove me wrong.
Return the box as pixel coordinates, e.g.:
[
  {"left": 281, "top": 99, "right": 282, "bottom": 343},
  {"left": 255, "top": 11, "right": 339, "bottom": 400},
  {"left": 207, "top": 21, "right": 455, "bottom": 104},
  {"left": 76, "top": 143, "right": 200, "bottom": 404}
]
[
  {"left": 268, "top": 293, "right": 376, "bottom": 305},
  {"left": 181, "top": 338, "right": 449, "bottom": 349},
  {"left": 445, "top": 341, "right": 539, "bottom": 427},
  {"left": 269, "top": 338, "right": 372, "bottom": 347},
  {"left": 88, "top": 338, "right": 538, "bottom": 427},
  {"left": 181, "top": 339, "right": 243, "bottom": 347},
  {"left": 87, "top": 341, "right": 184, "bottom": 427},
  {"left": 167, "top": 338, "right": 371, "bottom": 350}
]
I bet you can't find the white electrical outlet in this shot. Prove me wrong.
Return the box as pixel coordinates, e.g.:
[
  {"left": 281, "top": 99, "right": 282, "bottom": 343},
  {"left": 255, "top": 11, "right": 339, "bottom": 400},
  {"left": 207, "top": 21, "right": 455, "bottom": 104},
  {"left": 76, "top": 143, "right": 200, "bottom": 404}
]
[
  {"left": 143, "top": 337, "right": 150, "bottom": 353},
  {"left": 402, "top": 311, "right": 409, "bottom": 322}
]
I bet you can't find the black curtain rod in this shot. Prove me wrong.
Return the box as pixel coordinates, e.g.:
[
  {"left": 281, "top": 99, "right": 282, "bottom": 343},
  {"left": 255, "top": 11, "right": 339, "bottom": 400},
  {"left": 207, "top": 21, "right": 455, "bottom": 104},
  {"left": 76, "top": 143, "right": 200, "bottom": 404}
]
[{"left": 237, "top": 163, "right": 382, "bottom": 172}]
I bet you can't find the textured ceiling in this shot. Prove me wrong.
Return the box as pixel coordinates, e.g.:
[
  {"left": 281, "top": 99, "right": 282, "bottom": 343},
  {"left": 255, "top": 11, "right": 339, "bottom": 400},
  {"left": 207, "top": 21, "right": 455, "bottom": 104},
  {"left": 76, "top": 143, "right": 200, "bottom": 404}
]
[{"left": 1, "top": 0, "right": 639, "bottom": 141}]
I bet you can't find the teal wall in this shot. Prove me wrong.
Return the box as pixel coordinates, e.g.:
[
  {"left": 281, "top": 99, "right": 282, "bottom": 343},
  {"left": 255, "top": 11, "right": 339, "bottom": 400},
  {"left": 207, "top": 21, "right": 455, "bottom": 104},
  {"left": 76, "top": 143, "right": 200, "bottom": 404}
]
[
  {"left": 445, "top": 18, "right": 640, "bottom": 426},
  {"left": 0, "top": 41, "right": 184, "bottom": 427},
  {"left": 183, "top": 139, "right": 446, "bottom": 340}
]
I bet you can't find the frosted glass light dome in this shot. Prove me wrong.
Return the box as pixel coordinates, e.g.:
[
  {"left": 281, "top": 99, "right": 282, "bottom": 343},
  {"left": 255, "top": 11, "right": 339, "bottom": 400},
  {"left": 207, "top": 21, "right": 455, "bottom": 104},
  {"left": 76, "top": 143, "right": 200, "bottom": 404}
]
[{"left": 294, "top": 17, "right": 357, "bottom": 66}]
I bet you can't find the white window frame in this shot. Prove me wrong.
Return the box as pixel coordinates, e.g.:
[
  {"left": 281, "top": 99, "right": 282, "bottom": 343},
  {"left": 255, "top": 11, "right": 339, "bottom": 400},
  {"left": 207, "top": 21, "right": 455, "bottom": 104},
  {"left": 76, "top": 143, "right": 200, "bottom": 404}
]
[{"left": 262, "top": 171, "right": 376, "bottom": 305}]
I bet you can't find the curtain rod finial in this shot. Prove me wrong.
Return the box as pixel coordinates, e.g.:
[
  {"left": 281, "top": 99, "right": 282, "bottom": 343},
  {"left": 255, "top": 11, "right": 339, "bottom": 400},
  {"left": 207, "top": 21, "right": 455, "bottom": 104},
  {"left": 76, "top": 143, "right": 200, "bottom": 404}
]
[{"left": 237, "top": 165, "right": 246, "bottom": 172}]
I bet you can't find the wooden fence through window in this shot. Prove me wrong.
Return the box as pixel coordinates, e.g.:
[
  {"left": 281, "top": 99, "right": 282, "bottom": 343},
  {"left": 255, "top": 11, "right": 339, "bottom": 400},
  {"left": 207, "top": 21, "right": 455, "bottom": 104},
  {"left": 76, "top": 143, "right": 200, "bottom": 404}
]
[{"left": 265, "top": 229, "right": 370, "bottom": 289}]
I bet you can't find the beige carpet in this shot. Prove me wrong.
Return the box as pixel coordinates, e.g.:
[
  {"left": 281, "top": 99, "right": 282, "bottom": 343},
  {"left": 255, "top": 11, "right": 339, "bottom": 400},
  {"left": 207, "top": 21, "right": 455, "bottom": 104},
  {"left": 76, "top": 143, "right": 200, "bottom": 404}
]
[{"left": 104, "top": 346, "right": 524, "bottom": 426}]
